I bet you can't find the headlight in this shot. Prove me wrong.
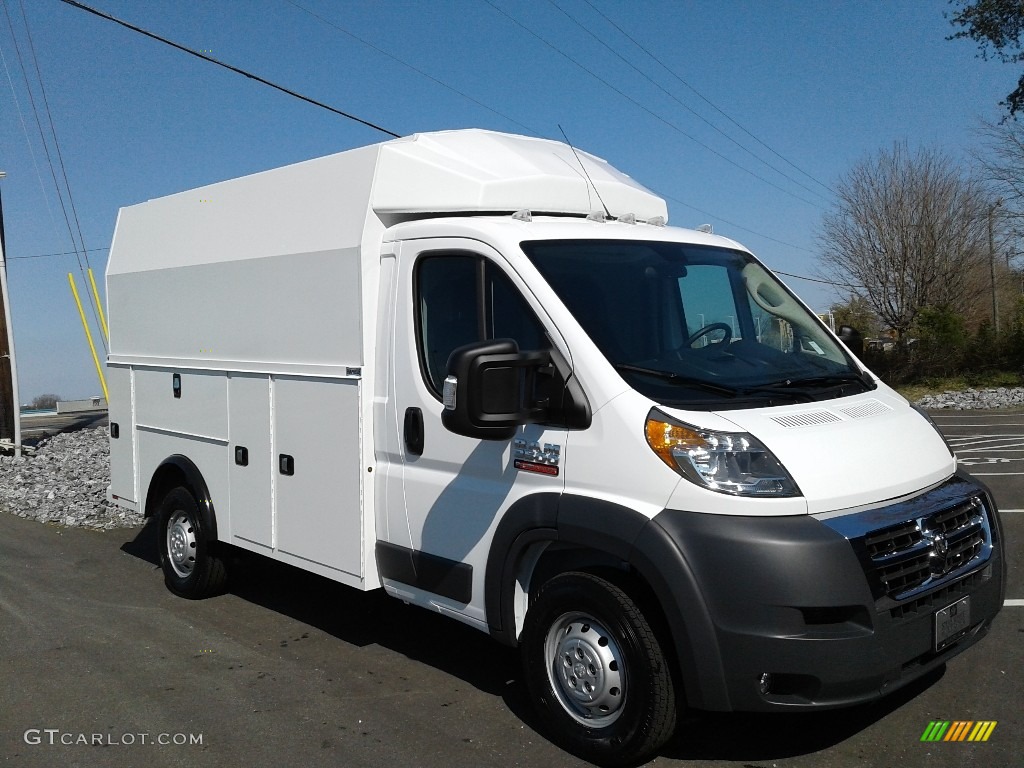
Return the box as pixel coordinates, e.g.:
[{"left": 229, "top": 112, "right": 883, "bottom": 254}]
[{"left": 645, "top": 410, "right": 800, "bottom": 497}]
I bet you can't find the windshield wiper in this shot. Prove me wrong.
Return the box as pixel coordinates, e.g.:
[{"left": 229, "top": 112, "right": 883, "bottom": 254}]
[
  {"left": 776, "top": 372, "right": 870, "bottom": 388},
  {"left": 747, "top": 372, "right": 873, "bottom": 393},
  {"left": 612, "top": 364, "right": 740, "bottom": 397}
]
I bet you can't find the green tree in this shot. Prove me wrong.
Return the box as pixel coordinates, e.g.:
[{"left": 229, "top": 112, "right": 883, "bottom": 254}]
[{"left": 948, "top": 0, "right": 1024, "bottom": 118}]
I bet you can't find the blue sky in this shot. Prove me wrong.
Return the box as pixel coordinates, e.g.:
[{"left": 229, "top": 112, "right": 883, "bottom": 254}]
[{"left": 0, "top": 0, "right": 1012, "bottom": 401}]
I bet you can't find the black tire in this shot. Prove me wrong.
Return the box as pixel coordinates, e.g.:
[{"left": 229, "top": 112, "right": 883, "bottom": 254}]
[
  {"left": 521, "top": 572, "right": 677, "bottom": 767},
  {"left": 156, "top": 486, "right": 227, "bottom": 599}
]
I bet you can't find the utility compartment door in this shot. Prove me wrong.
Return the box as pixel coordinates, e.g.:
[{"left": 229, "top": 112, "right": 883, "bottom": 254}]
[
  {"left": 107, "top": 364, "right": 136, "bottom": 503},
  {"left": 228, "top": 373, "right": 273, "bottom": 550},
  {"left": 273, "top": 376, "right": 362, "bottom": 578}
]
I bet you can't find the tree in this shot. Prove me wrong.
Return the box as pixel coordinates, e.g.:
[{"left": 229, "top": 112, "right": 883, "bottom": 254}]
[
  {"left": 830, "top": 295, "right": 880, "bottom": 338},
  {"left": 947, "top": 0, "right": 1024, "bottom": 119},
  {"left": 975, "top": 119, "right": 1024, "bottom": 243},
  {"left": 30, "top": 394, "right": 61, "bottom": 410},
  {"left": 817, "top": 143, "right": 992, "bottom": 340}
]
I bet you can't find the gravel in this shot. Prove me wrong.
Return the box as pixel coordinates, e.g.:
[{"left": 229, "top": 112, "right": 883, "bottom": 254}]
[
  {"left": 0, "top": 426, "right": 143, "bottom": 530},
  {"left": 3, "top": 387, "right": 1023, "bottom": 531},
  {"left": 913, "top": 386, "right": 1024, "bottom": 410}
]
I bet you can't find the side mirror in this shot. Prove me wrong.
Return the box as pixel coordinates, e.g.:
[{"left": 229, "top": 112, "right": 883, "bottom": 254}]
[
  {"left": 441, "top": 339, "right": 550, "bottom": 440},
  {"left": 837, "top": 325, "right": 864, "bottom": 356}
]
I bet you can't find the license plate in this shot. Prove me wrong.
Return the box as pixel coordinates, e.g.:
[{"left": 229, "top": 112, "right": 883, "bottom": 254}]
[{"left": 934, "top": 597, "right": 971, "bottom": 652}]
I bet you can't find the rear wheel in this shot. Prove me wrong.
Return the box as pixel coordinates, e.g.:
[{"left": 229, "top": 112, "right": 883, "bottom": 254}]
[
  {"left": 522, "top": 571, "right": 677, "bottom": 766},
  {"left": 156, "top": 486, "right": 227, "bottom": 599}
]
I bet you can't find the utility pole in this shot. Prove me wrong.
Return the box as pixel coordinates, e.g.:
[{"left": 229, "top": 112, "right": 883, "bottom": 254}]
[
  {"left": 988, "top": 199, "right": 1002, "bottom": 335},
  {"left": 0, "top": 170, "right": 23, "bottom": 455}
]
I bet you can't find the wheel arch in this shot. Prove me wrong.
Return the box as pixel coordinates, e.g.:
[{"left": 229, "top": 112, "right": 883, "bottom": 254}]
[
  {"left": 145, "top": 455, "right": 219, "bottom": 542},
  {"left": 486, "top": 493, "right": 730, "bottom": 711}
]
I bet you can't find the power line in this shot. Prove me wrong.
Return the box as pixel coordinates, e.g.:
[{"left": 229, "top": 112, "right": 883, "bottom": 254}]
[
  {"left": 17, "top": 0, "right": 105, "bottom": 352},
  {"left": 58, "top": 0, "right": 400, "bottom": 138},
  {"left": 580, "top": 0, "right": 836, "bottom": 197},
  {"left": 0, "top": 33, "right": 65, "bottom": 259},
  {"left": 2, "top": 0, "right": 105, "bottom": 346},
  {"left": 283, "top": 0, "right": 540, "bottom": 137},
  {"left": 482, "top": 0, "right": 822, "bottom": 209},
  {"left": 9, "top": 246, "right": 109, "bottom": 261},
  {"left": 775, "top": 270, "right": 862, "bottom": 290},
  {"left": 546, "top": 0, "right": 831, "bottom": 205}
]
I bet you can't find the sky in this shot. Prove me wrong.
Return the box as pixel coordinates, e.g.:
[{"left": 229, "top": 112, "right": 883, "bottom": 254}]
[{"left": 0, "top": 0, "right": 1014, "bottom": 402}]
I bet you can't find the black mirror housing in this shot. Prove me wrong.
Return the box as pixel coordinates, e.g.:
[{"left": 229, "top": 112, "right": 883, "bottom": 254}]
[
  {"left": 441, "top": 339, "right": 550, "bottom": 440},
  {"left": 837, "top": 325, "right": 864, "bottom": 356}
]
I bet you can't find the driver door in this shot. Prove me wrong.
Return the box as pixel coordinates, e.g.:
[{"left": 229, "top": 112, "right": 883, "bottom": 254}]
[{"left": 378, "top": 239, "right": 568, "bottom": 628}]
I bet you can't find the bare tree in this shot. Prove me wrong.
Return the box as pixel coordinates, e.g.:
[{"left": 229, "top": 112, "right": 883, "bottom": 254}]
[
  {"left": 30, "top": 394, "right": 61, "bottom": 410},
  {"left": 817, "top": 143, "right": 992, "bottom": 339},
  {"left": 975, "top": 119, "right": 1024, "bottom": 246}
]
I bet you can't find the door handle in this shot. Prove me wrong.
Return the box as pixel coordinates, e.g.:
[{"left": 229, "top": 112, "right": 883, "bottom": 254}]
[{"left": 404, "top": 407, "right": 424, "bottom": 456}]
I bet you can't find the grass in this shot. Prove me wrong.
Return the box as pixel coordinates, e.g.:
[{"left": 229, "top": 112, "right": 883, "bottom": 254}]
[{"left": 893, "top": 371, "right": 1024, "bottom": 402}]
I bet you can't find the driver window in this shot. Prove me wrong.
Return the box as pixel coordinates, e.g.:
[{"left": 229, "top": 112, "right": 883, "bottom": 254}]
[{"left": 416, "top": 254, "right": 547, "bottom": 396}]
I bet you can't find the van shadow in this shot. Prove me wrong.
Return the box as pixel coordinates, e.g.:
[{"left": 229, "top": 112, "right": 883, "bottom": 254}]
[
  {"left": 120, "top": 521, "right": 541, "bottom": 731},
  {"left": 120, "top": 521, "right": 945, "bottom": 763}
]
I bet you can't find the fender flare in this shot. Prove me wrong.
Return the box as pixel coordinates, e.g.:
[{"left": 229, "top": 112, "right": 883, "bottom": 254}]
[
  {"left": 484, "top": 493, "right": 731, "bottom": 711},
  {"left": 146, "top": 455, "right": 219, "bottom": 542}
]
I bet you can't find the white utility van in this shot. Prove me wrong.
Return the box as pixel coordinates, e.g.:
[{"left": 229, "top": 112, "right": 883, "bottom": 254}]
[{"left": 106, "top": 129, "right": 1005, "bottom": 765}]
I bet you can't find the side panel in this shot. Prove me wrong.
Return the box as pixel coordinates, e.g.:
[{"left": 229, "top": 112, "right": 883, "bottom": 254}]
[
  {"left": 134, "top": 368, "right": 228, "bottom": 440},
  {"left": 108, "top": 249, "right": 363, "bottom": 368},
  {"left": 228, "top": 373, "right": 273, "bottom": 549},
  {"left": 273, "top": 376, "right": 363, "bottom": 578}
]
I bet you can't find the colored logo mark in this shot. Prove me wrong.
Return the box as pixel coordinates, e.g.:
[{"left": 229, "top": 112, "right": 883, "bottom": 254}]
[{"left": 920, "top": 721, "right": 997, "bottom": 742}]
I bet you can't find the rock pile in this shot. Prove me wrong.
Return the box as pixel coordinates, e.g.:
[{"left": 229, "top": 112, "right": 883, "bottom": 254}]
[
  {"left": 914, "top": 387, "right": 1024, "bottom": 410},
  {"left": 0, "top": 426, "right": 143, "bottom": 530}
]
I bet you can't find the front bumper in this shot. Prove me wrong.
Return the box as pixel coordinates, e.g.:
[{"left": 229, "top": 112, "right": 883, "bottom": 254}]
[{"left": 649, "top": 471, "right": 1005, "bottom": 712}]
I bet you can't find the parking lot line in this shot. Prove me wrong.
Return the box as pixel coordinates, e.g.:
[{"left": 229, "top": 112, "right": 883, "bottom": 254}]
[
  {"left": 969, "top": 472, "right": 1024, "bottom": 476},
  {"left": 1005, "top": 599, "right": 1024, "bottom": 606}
]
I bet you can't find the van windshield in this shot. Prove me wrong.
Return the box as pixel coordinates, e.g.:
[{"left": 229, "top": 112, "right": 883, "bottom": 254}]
[{"left": 520, "top": 239, "right": 872, "bottom": 408}]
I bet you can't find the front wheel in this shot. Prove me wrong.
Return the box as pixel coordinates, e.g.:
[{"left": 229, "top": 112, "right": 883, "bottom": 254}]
[
  {"left": 521, "top": 572, "right": 677, "bottom": 766},
  {"left": 156, "top": 486, "right": 227, "bottom": 599}
]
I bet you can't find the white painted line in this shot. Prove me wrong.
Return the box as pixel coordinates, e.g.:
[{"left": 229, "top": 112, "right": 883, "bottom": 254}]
[
  {"left": 969, "top": 472, "right": 1024, "bottom": 476},
  {"left": 935, "top": 422, "right": 1024, "bottom": 426},
  {"left": 1004, "top": 599, "right": 1024, "bottom": 607},
  {"left": 999, "top": 509, "right": 1024, "bottom": 513},
  {"left": 955, "top": 448, "right": 1024, "bottom": 453}
]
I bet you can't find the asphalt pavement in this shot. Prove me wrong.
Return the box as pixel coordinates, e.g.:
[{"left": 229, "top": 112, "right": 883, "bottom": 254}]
[{"left": 0, "top": 409, "right": 1019, "bottom": 768}]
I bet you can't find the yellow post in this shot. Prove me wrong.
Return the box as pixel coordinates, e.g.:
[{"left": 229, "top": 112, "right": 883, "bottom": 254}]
[
  {"left": 87, "top": 268, "right": 109, "bottom": 343},
  {"left": 68, "top": 273, "right": 109, "bottom": 402}
]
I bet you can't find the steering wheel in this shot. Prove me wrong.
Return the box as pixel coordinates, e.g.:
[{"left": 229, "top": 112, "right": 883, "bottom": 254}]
[{"left": 686, "top": 322, "right": 732, "bottom": 347}]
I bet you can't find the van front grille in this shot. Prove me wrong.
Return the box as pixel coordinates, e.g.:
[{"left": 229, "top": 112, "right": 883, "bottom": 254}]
[{"left": 861, "top": 497, "right": 989, "bottom": 601}]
